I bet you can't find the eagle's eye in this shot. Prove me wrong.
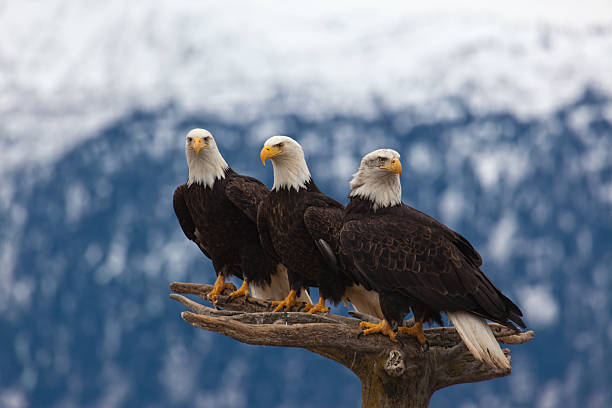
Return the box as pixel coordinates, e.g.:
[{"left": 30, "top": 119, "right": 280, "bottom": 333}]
[
  {"left": 276, "top": 142, "right": 284, "bottom": 148},
  {"left": 187, "top": 137, "right": 193, "bottom": 143},
  {"left": 377, "top": 157, "right": 386, "bottom": 165},
  {"left": 204, "top": 136, "right": 210, "bottom": 142}
]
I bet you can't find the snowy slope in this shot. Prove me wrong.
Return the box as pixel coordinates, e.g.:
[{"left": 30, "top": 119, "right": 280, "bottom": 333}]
[{"left": 1, "top": 1, "right": 612, "bottom": 173}]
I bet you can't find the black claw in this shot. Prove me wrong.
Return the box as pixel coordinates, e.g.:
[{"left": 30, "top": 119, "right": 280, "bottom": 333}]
[
  {"left": 357, "top": 330, "right": 364, "bottom": 339},
  {"left": 421, "top": 340, "right": 430, "bottom": 352}
]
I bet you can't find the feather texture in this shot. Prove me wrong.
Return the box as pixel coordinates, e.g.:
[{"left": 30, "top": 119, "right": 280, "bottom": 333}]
[
  {"left": 338, "top": 197, "right": 524, "bottom": 330},
  {"left": 335, "top": 195, "right": 525, "bottom": 368},
  {"left": 174, "top": 168, "right": 285, "bottom": 299},
  {"left": 257, "top": 179, "right": 351, "bottom": 303},
  {"left": 447, "top": 311, "right": 510, "bottom": 370}
]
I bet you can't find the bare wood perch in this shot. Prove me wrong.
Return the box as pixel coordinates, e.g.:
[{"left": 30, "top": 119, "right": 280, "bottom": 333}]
[{"left": 170, "top": 282, "right": 534, "bottom": 408}]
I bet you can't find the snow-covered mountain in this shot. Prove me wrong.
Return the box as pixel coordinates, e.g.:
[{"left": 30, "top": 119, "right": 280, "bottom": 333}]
[{"left": 1, "top": 2, "right": 611, "bottom": 407}]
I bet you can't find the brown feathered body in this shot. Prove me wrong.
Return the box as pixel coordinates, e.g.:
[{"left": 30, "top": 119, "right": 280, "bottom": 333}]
[
  {"left": 173, "top": 168, "right": 278, "bottom": 287},
  {"left": 333, "top": 196, "right": 525, "bottom": 331},
  {"left": 257, "top": 179, "right": 352, "bottom": 303}
]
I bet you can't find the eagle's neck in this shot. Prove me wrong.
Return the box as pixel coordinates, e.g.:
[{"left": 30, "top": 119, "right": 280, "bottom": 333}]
[
  {"left": 271, "top": 155, "right": 311, "bottom": 192},
  {"left": 187, "top": 149, "right": 229, "bottom": 188},
  {"left": 349, "top": 172, "right": 401, "bottom": 211}
]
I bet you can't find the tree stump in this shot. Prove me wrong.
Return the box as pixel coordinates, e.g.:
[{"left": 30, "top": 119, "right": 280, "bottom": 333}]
[{"left": 170, "top": 282, "right": 534, "bottom": 408}]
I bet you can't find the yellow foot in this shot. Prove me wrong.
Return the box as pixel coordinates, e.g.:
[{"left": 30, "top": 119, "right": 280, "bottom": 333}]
[
  {"left": 208, "top": 275, "right": 236, "bottom": 305},
  {"left": 229, "top": 280, "right": 250, "bottom": 299},
  {"left": 271, "top": 290, "right": 299, "bottom": 312},
  {"left": 397, "top": 320, "right": 428, "bottom": 348},
  {"left": 303, "top": 297, "right": 330, "bottom": 314},
  {"left": 358, "top": 319, "right": 397, "bottom": 342}
]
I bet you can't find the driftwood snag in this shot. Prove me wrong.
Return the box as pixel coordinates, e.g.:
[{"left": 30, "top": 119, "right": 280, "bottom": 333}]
[{"left": 170, "top": 282, "right": 534, "bottom": 408}]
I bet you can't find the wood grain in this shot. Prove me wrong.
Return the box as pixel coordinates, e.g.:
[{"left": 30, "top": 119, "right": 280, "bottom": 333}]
[{"left": 170, "top": 281, "right": 534, "bottom": 408}]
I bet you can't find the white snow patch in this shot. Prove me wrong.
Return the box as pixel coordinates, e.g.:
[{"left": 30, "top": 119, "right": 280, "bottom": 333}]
[
  {"left": 332, "top": 154, "right": 358, "bottom": 184},
  {"left": 0, "top": 389, "right": 27, "bottom": 408},
  {"left": 95, "top": 234, "right": 128, "bottom": 284},
  {"left": 101, "top": 317, "right": 122, "bottom": 358},
  {"left": 408, "top": 143, "right": 440, "bottom": 175},
  {"left": 194, "top": 357, "right": 248, "bottom": 408},
  {"left": 65, "top": 183, "right": 90, "bottom": 224},
  {"left": 0, "top": 181, "right": 16, "bottom": 213},
  {"left": 471, "top": 149, "right": 530, "bottom": 190},
  {"left": 84, "top": 243, "right": 104, "bottom": 266},
  {"left": 159, "top": 343, "right": 197, "bottom": 403},
  {"left": 439, "top": 188, "right": 466, "bottom": 224},
  {"left": 568, "top": 105, "right": 598, "bottom": 142},
  {"left": 96, "top": 362, "right": 130, "bottom": 408},
  {"left": 576, "top": 229, "right": 593, "bottom": 258},
  {"left": 603, "top": 102, "right": 612, "bottom": 124},
  {"left": 299, "top": 131, "right": 326, "bottom": 155},
  {"left": 0, "top": 203, "right": 29, "bottom": 316},
  {"left": 487, "top": 214, "right": 517, "bottom": 263},
  {"left": 537, "top": 381, "right": 562, "bottom": 408},
  {"left": 139, "top": 232, "right": 201, "bottom": 280},
  {"left": 598, "top": 182, "right": 612, "bottom": 204},
  {"left": 509, "top": 356, "right": 536, "bottom": 404},
  {"left": 12, "top": 278, "right": 34, "bottom": 311},
  {"left": 557, "top": 211, "right": 576, "bottom": 232},
  {"left": 518, "top": 285, "right": 560, "bottom": 327}
]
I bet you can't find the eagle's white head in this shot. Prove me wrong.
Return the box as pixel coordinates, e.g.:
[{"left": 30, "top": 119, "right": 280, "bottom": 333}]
[
  {"left": 349, "top": 149, "right": 402, "bottom": 210},
  {"left": 185, "top": 128, "right": 229, "bottom": 188},
  {"left": 260, "top": 136, "right": 311, "bottom": 191}
]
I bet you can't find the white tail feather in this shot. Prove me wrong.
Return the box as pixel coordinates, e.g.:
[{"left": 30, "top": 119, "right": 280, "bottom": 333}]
[
  {"left": 447, "top": 311, "right": 510, "bottom": 370},
  {"left": 343, "top": 285, "right": 384, "bottom": 320},
  {"left": 250, "top": 264, "right": 312, "bottom": 304}
]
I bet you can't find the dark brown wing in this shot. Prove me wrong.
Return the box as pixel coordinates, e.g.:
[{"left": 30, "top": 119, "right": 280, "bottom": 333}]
[
  {"left": 225, "top": 174, "right": 270, "bottom": 223},
  {"left": 303, "top": 192, "right": 345, "bottom": 267},
  {"left": 304, "top": 206, "right": 343, "bottom": 272},
  {"left": 173, "top": 184, "right": 211, "bottom": 258},
  {"left": 256, "top": 201, "right": 279, "bottom": 262},
  {"left": 339, "top": 207, "right": 524, "bottom": 329},
  {"left": 404, "top": 205, "right": 482, "bottom": 267},
  {"left": 303, "top": 193, "right": 344, "bottom": 244}
]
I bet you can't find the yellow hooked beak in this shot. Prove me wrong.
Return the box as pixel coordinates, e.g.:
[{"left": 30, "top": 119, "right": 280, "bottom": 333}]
[
  {"left": 192, "top": 137, "right": 205, "bottom": 155},
  {"left": 260, "top": 144, "right": 282, "bottom": 165},
  {"left": 380, "top": 158, "right": 402, "bottom": 175}
]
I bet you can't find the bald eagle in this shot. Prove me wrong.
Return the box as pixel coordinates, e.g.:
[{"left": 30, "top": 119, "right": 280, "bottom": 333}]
[
  {"left": 258, "top": 136, "right": 382, "bottom": 317},
  {"left": 323, "top": 148, "right": 525, "bottom": 369},
  {"left": 173, "top": 129, "right": 305, "bottom": 304}
]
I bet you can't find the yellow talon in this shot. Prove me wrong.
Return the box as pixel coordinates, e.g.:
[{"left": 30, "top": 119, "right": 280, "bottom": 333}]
[
  {"left": 271, "top": 290, "right": 298, "bottom": 312},
  {"left": 208, "top": 275, "right": 236, "bottom": 305},
  {"left": 359, "top": 319, "right": 397, "bottom": 342},
  {"left": 397, "top": 318, "right": 427, "bottom": 346},
  {"left": 303, "top": 297, "right": 329, "bottom": 314},
  {"left": 229, "top": 280, "right": 250, "bottom": 299}
]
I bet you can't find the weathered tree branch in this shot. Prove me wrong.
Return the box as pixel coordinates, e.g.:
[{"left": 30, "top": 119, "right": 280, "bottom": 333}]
[{"left": 170, "top": 282, "right": 534, "bottom": 408}]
